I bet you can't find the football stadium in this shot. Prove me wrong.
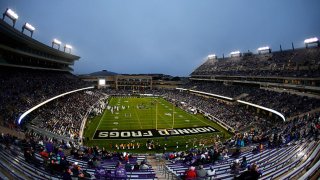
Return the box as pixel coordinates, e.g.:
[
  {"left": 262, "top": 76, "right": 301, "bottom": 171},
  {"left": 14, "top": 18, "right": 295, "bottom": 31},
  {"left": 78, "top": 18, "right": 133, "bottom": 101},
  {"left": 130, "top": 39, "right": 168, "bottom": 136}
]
[{"left": 0, "top": 1, "right": 320, "bottom": 180}]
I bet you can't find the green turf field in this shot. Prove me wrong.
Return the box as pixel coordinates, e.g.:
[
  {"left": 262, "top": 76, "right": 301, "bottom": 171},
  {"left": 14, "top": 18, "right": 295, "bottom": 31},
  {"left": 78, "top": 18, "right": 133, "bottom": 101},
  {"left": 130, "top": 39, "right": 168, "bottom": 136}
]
[
  {"left": 96, "top": 96, "right": 217, "bottom": 131},
  {"left": 84, "top": 96, "right": 232, "bottom": 152}
]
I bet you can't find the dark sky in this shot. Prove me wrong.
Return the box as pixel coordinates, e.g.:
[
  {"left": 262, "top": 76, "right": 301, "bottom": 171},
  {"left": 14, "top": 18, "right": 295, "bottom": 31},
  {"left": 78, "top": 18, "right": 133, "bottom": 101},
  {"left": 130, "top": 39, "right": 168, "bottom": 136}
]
[{"left": 1, "top": 0, "right": 319, "bottom": 76}]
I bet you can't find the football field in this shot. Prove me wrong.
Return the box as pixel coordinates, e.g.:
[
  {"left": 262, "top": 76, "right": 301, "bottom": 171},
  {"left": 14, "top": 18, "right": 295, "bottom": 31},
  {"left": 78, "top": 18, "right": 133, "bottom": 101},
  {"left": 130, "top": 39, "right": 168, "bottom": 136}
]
[
  {"left": 84, "top": 96, "right": 232, "bottom": 151},
  {"left": 95, "top": 96, "right": 214, "bottom": 131}
]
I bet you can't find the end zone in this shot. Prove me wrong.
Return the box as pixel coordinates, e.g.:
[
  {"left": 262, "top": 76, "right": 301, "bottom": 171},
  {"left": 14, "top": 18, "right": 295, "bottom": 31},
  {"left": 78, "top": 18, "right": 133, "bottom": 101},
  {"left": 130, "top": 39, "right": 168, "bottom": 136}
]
[{"left": 93, "top": 126, "right": 219, "bottom": 139}]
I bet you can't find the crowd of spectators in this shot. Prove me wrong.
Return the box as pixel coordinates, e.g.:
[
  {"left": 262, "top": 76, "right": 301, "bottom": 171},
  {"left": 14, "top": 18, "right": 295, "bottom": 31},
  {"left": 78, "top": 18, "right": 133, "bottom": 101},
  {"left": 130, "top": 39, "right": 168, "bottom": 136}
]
[
  {"left": 243, "top": 88, "right": 320, "bottom": 117},
  {"left": 183, "top": 81, "right": 255, "bottom": 98},
  {"left": 182, "top": 81, "right": 320, "bottom": 118},
  {"left": 1, "top": 84, "right": 319, "bottom": 179},
  {"left": 156, "top": 89, "right": 263, "bottom": 131},
  {"left": 0, "top": 66, "right": 92, "bottom": 129},
  {"left": 0, "top": 130, "right": 155, "bottom": 179},
  {"left": 32, "top": 90, "right": 106, "bottom": 139},
  {"left": 191, "top": 46, "right": 320, "bottom": 77},
  {"left": 0, "top": 131, "right": 85, "bottom": 178},
  {"left": 164, "top": 111, "right": 319, "bottom": 179}
]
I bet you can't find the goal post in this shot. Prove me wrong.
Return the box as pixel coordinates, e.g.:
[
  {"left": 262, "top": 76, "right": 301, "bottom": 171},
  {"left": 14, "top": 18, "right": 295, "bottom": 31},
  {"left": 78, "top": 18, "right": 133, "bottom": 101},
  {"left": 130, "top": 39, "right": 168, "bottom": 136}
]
[
  {"left": 172, "top": 103, "right": 175, "bottom": 129},
  {"left": 155, "top": 100, "right": 158, "bottom": 130}
]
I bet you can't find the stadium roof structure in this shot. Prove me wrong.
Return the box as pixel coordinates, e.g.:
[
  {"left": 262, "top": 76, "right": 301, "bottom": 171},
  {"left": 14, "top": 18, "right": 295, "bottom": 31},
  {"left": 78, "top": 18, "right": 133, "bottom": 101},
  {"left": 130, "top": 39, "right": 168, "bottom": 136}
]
[{"left": 0, "top": 19, "right": 80, "bottom": 71}]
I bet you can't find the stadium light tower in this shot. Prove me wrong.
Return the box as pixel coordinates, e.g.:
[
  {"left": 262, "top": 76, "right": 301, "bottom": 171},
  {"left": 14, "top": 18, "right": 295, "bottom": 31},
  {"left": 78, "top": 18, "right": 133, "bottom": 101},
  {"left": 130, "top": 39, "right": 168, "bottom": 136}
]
[
  {"left": 52, "top": 38, "right": 61, "bottom": 50},
  {"left": 2, "top": 8, "right": 19, "bottom": 27},
  {"left": 64, "top": 44, "right": 72, "bottom": 53},
  {"left": 230, "top": 50, "right": 241, "bottom": 57},
  {"left": 257, "top": 46, "right": 271, "bottom": 54},
  {"left": 304, "top": 37, "right": 319, "bottom": 48},
  {"left": 22, "top": 23, "right": 35, "bottom": 37}
]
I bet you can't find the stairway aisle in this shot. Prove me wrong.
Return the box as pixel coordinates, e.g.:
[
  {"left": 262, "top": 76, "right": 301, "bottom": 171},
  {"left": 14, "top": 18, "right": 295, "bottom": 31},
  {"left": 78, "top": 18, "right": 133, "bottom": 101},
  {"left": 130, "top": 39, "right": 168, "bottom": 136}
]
[{"left": 148, "top": 155, "right": 172, "bottom": 180}]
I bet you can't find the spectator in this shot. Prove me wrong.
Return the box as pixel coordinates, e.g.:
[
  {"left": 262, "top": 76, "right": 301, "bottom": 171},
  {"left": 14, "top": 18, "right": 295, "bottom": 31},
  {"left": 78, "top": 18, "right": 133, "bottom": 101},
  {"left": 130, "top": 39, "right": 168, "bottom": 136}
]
[
  {"left": 236, "top": 163, "right": 262, "bottom": 180},
  {"left": 240, "top": 156, "right": 248, "bottom": 170},
  {"left": 125, "top": 161, "right": 132, "bottom": 171},
  {"left": 196, "top": 165, "right": 207, "bottom": 180},
  {"left": 230, "top": 159, "right": 241, "bottom": 174},
  {"left": 39, "top": 148, "right": 49, "bottom": 160},
  {"left": 71, "top": 162, "right": 81, "bottom": 177},
  {"left": 114, "top": 161, "right": 127, "bottom": 179},
  {"left": 185, "top": 166, "right": 197, "bottom": 180},
  {"left": 139, "top": 160, "right": 149, "bottom": 170},
  {"left": 62, "top": 168, "right": 72, "bottom": 180},
  {"left": 133, "top": 162, "right": 140, "bottom": 171}
]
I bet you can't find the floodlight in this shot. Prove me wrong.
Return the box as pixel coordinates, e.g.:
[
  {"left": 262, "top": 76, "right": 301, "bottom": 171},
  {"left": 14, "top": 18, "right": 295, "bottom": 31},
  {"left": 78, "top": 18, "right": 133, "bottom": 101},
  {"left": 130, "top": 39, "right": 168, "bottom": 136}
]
[
  {"left": 257, "top": 46, "right": 270, "bottom": 51},
  {"left": 2, "top": 8, "right": 19, "bottom": 27},
  {"left": 52, "top": 38, "right": 62, "bottom": 50},
  {"left": 22, "top": 23, "right": 35, "bottom": 37},
  {"left": 53, "top": 38, "right": 61, "bottom": 45},
  {"left": 230, "top": 51, "right": 240, "bottom": 55},
  {"left": 25, "top": 23, "right": 35, "bottom": 31},
  {"left": 64, "top": 44, "right": 72, "bottom": 53},
  {"left": 207, "top": 54, "right": 216, "bottom": 59},
  {"left": 304, "top": 37, "right": 318, "bottom": 44},
  {"left": 65, "top": 44, "right": 72, "bottom": 49},
  {"left": 304, "top": 37, "right": 319, "bottom": 48},
  {"left": 257, "top": 46, "right": 271, "bottom": 54},
  {"left": 5, "top": 8, "right": 18, "bottom": 20}
]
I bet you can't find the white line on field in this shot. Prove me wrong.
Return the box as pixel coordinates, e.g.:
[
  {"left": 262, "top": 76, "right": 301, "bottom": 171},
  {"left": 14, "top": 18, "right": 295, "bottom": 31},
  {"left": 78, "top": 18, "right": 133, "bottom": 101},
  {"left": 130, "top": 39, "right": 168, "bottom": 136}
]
[
  {"left": 92, "top": 106, "right": 109, "bottom": 140},
  {"left": 133, "top": 107, "right": 143, "bottom": 129},
  {"left": 184, "top": 112, "right": 212, "bottom": 127}
]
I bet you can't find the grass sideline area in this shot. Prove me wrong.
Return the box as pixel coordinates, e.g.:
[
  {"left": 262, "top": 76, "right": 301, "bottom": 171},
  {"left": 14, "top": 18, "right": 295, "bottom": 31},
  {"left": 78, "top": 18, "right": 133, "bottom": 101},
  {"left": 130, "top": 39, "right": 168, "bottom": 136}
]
[{"left": 84, "top": 96, "right": 232, "bottom": 152}]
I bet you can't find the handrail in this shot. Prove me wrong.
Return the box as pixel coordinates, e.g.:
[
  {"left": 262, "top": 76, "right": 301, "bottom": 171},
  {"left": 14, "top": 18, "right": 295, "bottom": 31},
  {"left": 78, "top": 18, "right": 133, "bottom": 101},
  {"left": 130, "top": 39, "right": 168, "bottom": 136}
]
[{"left": 297, "top": 143, "right": 320, "bottom": 180}]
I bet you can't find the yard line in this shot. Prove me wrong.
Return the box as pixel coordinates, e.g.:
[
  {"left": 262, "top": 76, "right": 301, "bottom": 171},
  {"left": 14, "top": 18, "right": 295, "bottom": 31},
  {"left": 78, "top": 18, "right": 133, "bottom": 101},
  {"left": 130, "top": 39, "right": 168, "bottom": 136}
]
[
  {"left": 157, "top": 112, "right": 174, "bottom": 128},
  {"left": 184, "top": 111, "right": 212, "bottom": 127},
  {"left": 133, "top": 107, "right": 143, "bottom": 129},
  {"left": 92, "top": 106, "right": 109, "bottom": 140}
]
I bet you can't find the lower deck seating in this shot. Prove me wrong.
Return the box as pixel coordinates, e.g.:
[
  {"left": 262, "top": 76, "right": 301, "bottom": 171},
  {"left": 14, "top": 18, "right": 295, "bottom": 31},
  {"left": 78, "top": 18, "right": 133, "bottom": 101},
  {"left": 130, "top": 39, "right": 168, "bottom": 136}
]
[
  {"left": 164, "top": 140, "right": 319, "bottom": 180},
  {"left": 0, "top": 144, "right": 158, "bottom": 180}
]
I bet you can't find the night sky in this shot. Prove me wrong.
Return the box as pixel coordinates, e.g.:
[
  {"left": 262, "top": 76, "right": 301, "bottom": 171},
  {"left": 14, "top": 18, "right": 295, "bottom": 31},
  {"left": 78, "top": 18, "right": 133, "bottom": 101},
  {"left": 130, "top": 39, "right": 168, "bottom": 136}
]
[{"left": 1, "top": 0, "right": 319, "bottom": 76}]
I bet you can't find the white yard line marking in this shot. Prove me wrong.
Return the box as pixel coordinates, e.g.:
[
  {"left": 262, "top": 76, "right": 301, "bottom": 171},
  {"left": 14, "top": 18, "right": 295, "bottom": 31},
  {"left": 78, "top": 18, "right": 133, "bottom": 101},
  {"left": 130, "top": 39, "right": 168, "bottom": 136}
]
[
  {"left": 92, "top": 106, "right": 109, "bottom": 140},
  {"left": 185, "top": 112, "right": 212, "bottom": 127},
  {"left": 133, "top": 107, "right": 143, "bottom": 129},
  {"left": 157, "top": 111, "right": 174, "bottom": 128}
]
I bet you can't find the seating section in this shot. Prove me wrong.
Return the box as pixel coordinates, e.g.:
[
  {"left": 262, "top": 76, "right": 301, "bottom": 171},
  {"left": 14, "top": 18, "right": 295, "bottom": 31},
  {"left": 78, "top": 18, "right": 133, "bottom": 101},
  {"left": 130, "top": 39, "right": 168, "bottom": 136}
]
[
  {"left": 4, "top": 139, "right": 318, "bottom": 180},
  {"left": 182, "top": 81, "right": 320, "bottom": 118},
  {"left": 31, "top": 90, "right": 106, "bottom": 140},
  {"left": 163, "top": 140, "right": 319, "bottom": 180},
  {"left": 191, "top": 47, "right": 320, "bottom": 77},
  {"left": 1, "top": 48, "right": 320, "bottom": 180},
  {"left": 0, "top": 66, "right": 91, "bottom": 128},
  {"left": 0, "top": 144, "right": 158, "bottom": 180}
]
